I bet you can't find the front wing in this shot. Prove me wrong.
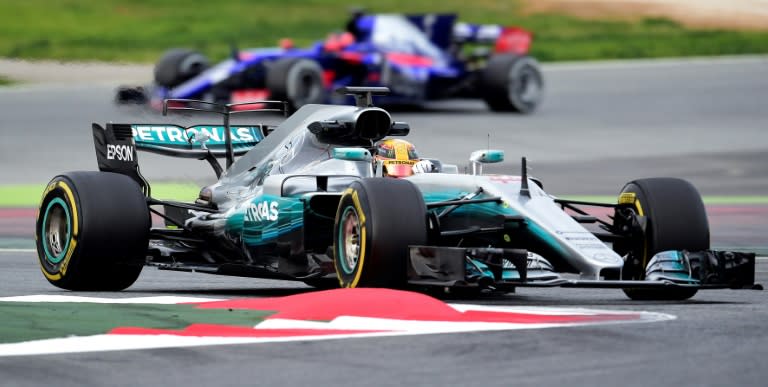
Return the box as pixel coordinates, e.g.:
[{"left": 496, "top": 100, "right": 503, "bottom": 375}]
[{"left": 407, "top": 246, "right": 758, "bottom": 291}]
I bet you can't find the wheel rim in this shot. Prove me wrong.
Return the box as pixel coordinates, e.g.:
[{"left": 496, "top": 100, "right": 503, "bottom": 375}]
[
  {"left": 287, "top": 62, "right": 323, "bottom": 105},
  {"left": 41, "top": 197, "right": 71, "bottom": 264},
  {"left": 338, "top": 206, "right": 361, "bottom": 275},
  {"left": 298, "top": 73, "right": 316, "bottom": 99},
  {"left": 508, "top": 65, "right": 542, "bottom": 105}
]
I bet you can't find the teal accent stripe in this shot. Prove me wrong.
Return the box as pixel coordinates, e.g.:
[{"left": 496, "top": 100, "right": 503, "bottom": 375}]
[
  {"left": 238, "top": 196, "right": 305, "bottom": 246},
  {"left": 131, "top": 124, "right": 263, "bottom": 151},
  {"left": 41, "top": 197, "right": 70, "bottom": 264}
]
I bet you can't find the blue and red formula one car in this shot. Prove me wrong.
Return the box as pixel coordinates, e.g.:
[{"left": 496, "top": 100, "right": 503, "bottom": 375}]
[{"left": 116, "top": 13, "right": 544, "bottom": 113}]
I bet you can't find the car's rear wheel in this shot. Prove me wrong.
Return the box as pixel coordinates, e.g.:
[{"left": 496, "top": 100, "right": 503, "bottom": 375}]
[
  {"left": 154, "top": 48, "right": 209, "bottom": 88},
  {"left": 480, "top": 54, "right": 543, "bottom": 113},
  {"left": 333, "top": 178, "right": 427, "bottom": 288},
  {"left": 616, "top": 178, "right": 709, "bottom": 300},
  {"left": 36, "top": 172, "right": 150, "bottom": 291},
  {"left": 267, "top": 58, "right": 325, "bottom": 112}
]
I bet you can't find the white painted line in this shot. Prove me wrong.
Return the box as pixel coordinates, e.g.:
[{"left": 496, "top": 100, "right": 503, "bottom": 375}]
[
  {"left": 256, "top": 312, "right": 675, "bottom": 333},
  {"left": 0, "top": 81, "right": 130, "bottom": 93},
  {"left": 0, "top": 297, "right": 674, "bottom": 357}
]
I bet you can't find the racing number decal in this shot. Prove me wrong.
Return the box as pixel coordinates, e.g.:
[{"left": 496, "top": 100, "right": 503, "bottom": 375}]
[{"left": 38, "top": 181, "right": 79, "bottom": 281}]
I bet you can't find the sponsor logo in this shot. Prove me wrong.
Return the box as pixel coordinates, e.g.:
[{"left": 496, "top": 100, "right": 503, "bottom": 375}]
[
  {"left": 591, "top": 253, "right": 621, "bottom": 264},
  {"left": 131, "top": 125, "right": 258, "bottom": 145},
  {"left": 131, "top": 125, "right": 186, "bottom": 143},
  {"left": 618, "top": 192, "right": 636, "bottom": 205},
  {"left": 488, "top": 175, "right": 521, "bottom": 184},
  {"left": 245, "top": 201, "right": 279, "bottom": 222},
  {"left": 186, "top": 126, "right": 257, "bottom": 143},
  {"left": 106, "top": 144, "right": 134, "bottom": 161}
]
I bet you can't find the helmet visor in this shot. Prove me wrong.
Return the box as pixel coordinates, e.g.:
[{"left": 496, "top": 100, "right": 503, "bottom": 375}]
[{"left": 382, "top": 160, "right": 415, "bottom": 178}]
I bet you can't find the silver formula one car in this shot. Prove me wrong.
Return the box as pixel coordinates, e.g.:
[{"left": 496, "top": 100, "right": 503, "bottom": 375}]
[{"left": 36, "top": 87, "right": 757, "bottom": 300}]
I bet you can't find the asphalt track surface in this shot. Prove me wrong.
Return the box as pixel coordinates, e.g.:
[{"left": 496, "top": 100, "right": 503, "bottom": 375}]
[{"left": 1, "top": 57, "right": 767, "bottom": 386}]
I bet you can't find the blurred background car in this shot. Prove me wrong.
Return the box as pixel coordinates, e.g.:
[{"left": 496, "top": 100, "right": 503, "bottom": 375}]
[{"left": 115, "top": 12, "right": 544, "bottom": 114}]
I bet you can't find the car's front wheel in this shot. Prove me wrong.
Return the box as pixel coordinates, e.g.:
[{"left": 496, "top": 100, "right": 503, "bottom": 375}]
[
  {"left": 615, "top": 177, "right": 710, "bottom": 300},
  {"left": 36, "top": 172, "right": 150, "bottom": 291},
  {"left": 333, "top": 178, "right": 427, "bottom": 288}
]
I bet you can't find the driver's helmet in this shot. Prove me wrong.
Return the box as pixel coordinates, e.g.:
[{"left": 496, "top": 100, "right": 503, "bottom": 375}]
[
  {"left": 374, "top": 139, "right": 419, "bottom": 177},
  {"left": 324, "top": 32, "right": 356, "bottom": 52}
]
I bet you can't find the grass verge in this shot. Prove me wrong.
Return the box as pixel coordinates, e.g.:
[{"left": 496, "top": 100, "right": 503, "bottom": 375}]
[
  {"left": 1, "top": 183, "right": 766, "bottom": 208},
  {"left": 0, "top": 1, "right": 766, "bottom": 63},
  {"left": 0, "top": 183, "right": 200, "bottom": 208}
]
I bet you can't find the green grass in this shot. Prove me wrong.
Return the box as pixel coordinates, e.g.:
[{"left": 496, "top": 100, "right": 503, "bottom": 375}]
[
  {"left": 0, "top": 183, "right": 200, "bottom": 208},
  {"left": 0, "top": 0, "right": 766, "bottom": 63},
  {"left": 0, "top": 302, "right": 272, "bottom": 344},
  {"left": 0, "top": 76, "right": 12, "bottom": 86}
]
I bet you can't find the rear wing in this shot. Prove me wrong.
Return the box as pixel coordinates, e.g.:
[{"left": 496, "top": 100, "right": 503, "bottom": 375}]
[
  {"left": 92, "top": 122, "right": 149, "bottom": 194},
  {"left": 92, "top": 99, "right": 286, "bottom": 190},
  {"left": 130, "top": 123, "right": 267, "bottom": 157},
  {"left": 452, "top": 22, "right": 532, "bottom": 54}
]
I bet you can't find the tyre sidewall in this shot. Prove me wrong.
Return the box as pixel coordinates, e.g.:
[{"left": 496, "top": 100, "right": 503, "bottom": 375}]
[
  {"left": 154, "top": 49, "right": 209, "bottom": 88},
  {"left": 36, "top": 177, "right": 81, "bottom": 285},
  {"left": 333, "top": 179, "right": 427, "bottom": 288},
  {"left": 506, "top": 56, "right": 543, "bottom": 113},
  {"left": 35, "top": 172, "right": 150, "bottom": 290},
  {"left": 267, "top": 58, "right": 325, "bottom": 111},
  {"left": 334, "top": 185, "right": 372, "bottom": 287},
  {"left": 619, "top": 178, "right": 709, "bottom": 300},
  {"left": 623, "top": 178, "right": 710, "bottom": 271},
  {"left": 481, "top": 54, "right": 544, "bottom": 113}
]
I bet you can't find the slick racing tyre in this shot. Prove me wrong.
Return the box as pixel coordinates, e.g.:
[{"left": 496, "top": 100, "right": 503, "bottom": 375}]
[
  {"left": 154, "top": 48, "right": 209, "bottom": 88},
  {"left": 480, "top": 54, "right": 543, "bottom": 113},
  {"left": 617, "top": 178, "right": 710, "bottom": 300},
  {"left": 267, "top": 58, "right": 325, "bottom": 112},
  {"left": 36, "top": 172, "right": 150, "bottom": 291},
  {"left": 333, "top": 178, "right": 427, "bottom": 288}
]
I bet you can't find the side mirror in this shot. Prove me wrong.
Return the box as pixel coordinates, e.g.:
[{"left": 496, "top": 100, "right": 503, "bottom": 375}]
[
  {"left": 332, "top": 147, "right": 372, "bottom": 162},
  {"left": 469, "top": 149, "right": 504, "bottom": 175},
  {"left": 469, "top": 149, "right": 504, "bottom": 163}
]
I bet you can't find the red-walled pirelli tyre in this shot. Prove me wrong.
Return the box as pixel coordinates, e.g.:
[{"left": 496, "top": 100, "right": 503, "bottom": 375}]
[
  {"left": 480, "top": 54, "right": 544, "bottom": 113},
  {"left": 35, "top": 172, "right": 150, "bottom": 291},
  {"left": 618, "top": 178, "right": 710, "bottom": 301},
  {"left": 333, "top": 178, "right": 427, "bottom": 288}
]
